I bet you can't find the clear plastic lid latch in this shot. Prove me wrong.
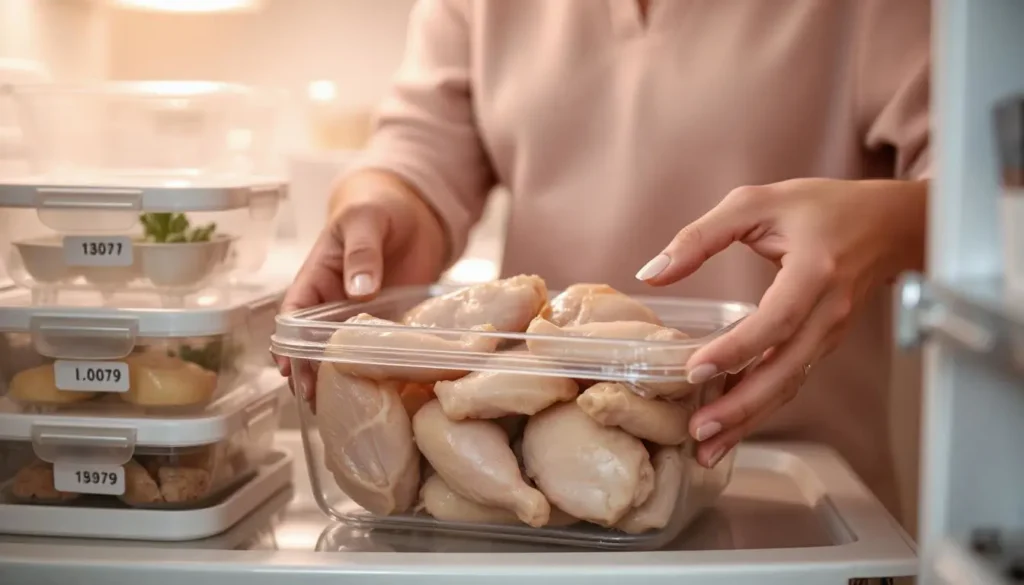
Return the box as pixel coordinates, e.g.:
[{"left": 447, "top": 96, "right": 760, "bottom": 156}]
[
  {"left": 35, "top": 187, "right": 143, "bottom": 232},
  {"left": 31, "top": 424, "right": 137, "bottom": 465},
  {"left": 30, "top": 315, "right": 139, "bottom": 360}
]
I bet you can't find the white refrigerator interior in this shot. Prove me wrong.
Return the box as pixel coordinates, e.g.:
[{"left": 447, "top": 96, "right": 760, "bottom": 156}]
[{"left": 0, "top": 431, "right": 915, "bottom": 585}]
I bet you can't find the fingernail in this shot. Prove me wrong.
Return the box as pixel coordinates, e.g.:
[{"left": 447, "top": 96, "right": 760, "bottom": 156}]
[
  {"left": 348, "top": 273, "right": 374, "bottom": 297},
  {"left": 694, "top": 421, "right": 722, "bottom": 442},
  {"left": 635, "top": 254, "right": 670, "bottom": 280},
  {"left": 707, "top": 448, "right": 726, "bottom": 468},
  {"left": 688, "top": 363, "right": 718, "bottom": 384}
]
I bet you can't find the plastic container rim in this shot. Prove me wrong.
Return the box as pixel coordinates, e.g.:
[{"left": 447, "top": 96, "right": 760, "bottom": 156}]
[
  {"left": 0, "top": 180, "right": 287, "bottom": 212},
  {"left": 271, "top": 285, "right": 757, "bottom": 380},
  {"left": 0, "top": 286, "right": 285, "bottom": 338},
  {"left": 0, "top": 368, "right": 285, "bottom": 447}
]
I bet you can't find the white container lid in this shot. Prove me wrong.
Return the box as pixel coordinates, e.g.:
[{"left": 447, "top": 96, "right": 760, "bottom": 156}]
[
  {"left": 0, "top": 179, "right": 286, "bottom": 212},
  {"left": 0, "top": 283, "right": 285, "bottom": 338},
  {"left": 0, "top": 368, "right": 285, "bottom": 448}
]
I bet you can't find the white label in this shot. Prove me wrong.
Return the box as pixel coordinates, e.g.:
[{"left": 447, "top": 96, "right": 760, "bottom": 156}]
[
  {"left": 62, "top": 236, "right": 134, "bottom": 267},
  {"left": 53, "top": 462, "right": 126, "bottom": 496},
  {"left": 54, "top": 360, "right": 130, "bottom": 393}
]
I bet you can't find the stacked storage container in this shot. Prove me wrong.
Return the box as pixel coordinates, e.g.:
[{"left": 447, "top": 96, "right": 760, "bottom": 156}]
[{"left": 0, "top": 81, "right": 293, "bottom": 541}]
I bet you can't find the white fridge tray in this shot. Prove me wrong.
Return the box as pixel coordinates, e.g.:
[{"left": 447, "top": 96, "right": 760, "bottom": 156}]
[
  {"left": 0, "top": 449, "right": 292, "bottom": 541},
  {"left": 0, "top": 433, "right": 916, "bottom": 585}
]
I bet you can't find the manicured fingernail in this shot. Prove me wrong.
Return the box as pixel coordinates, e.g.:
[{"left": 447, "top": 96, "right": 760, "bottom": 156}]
[
  {"left": 707, "top": 448, "right": 726, "bottom": 468},
  {"left": 348, "top": 273, "right": 374, "bottom": 296},
  {"left": 694, "top": 421, "right": 722, "bottom": 442},
  {"left": 635, "top": 254, "right": 670, "bottom": 280},
  {"left": 688, "top": 363, "right": 718, "bottom": 384}
]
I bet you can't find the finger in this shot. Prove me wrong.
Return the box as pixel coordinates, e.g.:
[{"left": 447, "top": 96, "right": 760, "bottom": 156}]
[
  {"left": 693, "top": 326, "right": 844, "bottom": 468},
  {"left": 280, "top": 227, "right": 348, "bottom": 315},
  {"left": 684, "top": 253, "right": 831, "bottom": 382},
  {"left": 274, "top": 354, "right": 291, "bottom": 378},
  {"left": 694, "top": 385, "right": 795, "bottom": 468},
  {"left": 688, "top": 299, "right": 838, "bottom": 443},
  {"left": 338, "top": 205, "right": 388, "bottom": 300},
  {"left": 637, "top": 186, "right": 765, "bottom": 286}
]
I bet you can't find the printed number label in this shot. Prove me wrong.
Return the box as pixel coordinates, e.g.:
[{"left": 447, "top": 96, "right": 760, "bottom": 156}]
[
  {"left": 53, "top": 463, "right": 125, "bottom": 496},
  {"left": 54, "top": 360, "right": 130, "bottom": 393},
  {"left": 62, "top": 236, "right": 134, "bottom": 267}
]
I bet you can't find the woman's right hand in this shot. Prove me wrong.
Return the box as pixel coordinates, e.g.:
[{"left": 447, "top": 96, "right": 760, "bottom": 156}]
[{"left": 276, "top": 169, "right": 447, "bottom": 385}]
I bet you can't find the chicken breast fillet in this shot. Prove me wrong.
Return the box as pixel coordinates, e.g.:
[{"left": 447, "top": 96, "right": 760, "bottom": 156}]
[
  {"left": 547, "top": 284, "right": 662, "bottom": 327},
  {"left": 526, "top": 317, "right": 697, "bottom": 398},
  {"left": 577, "top": 382, "right": 693, "bottom": 445},
  {"left": 402, "top": 275, "right": 549, "bottom": 332},
  {"left": 419, "top": 473, "right": 578, "bottom": 527},
  {"left": 316, "top": 366, "right": 420, "bottom": 515},
  {"left": 434, "top": 371, "right": 579, "bottom": 420},
  {"left": 523, "top": 401, "right": 655, "bottom": 526},
  {"left": 616, "top": 446, "right": 687, "bottom": 534},
  {"left": 326, "top": 313, "right": 501, "bottom": 382}
]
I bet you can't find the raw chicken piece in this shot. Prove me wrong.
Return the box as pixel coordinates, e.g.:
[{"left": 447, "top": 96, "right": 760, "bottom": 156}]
[
  {"left": 617, "top": 446, "right": 687, "bottom": 534},
  {"left": 399, "top": 383, "right": 435, "bottom": 417},
  {"left": 316, "top": 367, "right": 420, "bottom": 515},
  {"left": 412, "top": 400, "right": 550, "bottom": 527},
  {"left": 122, "top": 352, "right": 218, "bottom": 407},
  {"left": 433, "top": 371, "right": 578, "bottom": 420},
  {"left": 577, "top": 382, "right": 693, "bottom": 445},
  {"left": 326, "top": 314, "right": 501, "bottom": 382},
  {"left": 7, "top": 364, "right": 97, "bottom": 405},
  {"left": 158, "top": 467, "right": 213, "bottom": 503},
  {"left": 419, "top": 473, "right": 519, "bottom": 525},
  {"left": 547, "top": 284, "right": 662, "bottom": 327},
  {"left": 11, "top": 460, "right": 79, "bottom": 502},
  {"left": 402, "top": 275, "right": 548, "bottom": 332},
  {"left": 526, "top": 318, "right": 696, "bottom": 399},
  {"left": 419, "top": 473, "right": 578, "bottom": 527},
  {"left": 523, "top": 401, "right": 655, "bottom": 526},
  {"left": 122, "top": 460, "right": 164, "bottom": 505}
]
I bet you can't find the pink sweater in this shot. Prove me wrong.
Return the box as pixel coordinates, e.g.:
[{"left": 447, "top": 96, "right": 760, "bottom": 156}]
[{"left": 354, "top": 0, "right": 931, "bottom": 515}]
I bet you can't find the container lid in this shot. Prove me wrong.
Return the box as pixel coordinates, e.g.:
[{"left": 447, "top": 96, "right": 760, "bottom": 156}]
[
  {"left": 0, "top": 283, "right": 285, "bottom": 338},
  {"left": 0, "top": 368, "right": 284, "bottom": 448},
  {"left": 0, "top": 179, "right": 286, "bottom": 212},
  {"left": 271, "top": 285, "right": 755, "bottom": 384}
]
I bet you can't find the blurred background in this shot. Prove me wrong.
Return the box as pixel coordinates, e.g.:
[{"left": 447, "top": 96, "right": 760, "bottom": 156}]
[
  {"left": 0, "top": 0, "right": 509, "bottom": 284},
  {"left": 0, "top": 0, "right": 920, "bottom": 536}
]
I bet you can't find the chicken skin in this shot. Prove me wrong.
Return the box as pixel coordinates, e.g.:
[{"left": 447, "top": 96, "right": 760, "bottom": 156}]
[
  {"left": 412, "top": 400, "right": 550, "bottom": 527},
  {"left": 316, "top": 367, "right": 421, "bottom": 515},
  {"left": 326, "top": 313, "right": 501, "bottom": 382},
  {"left": 577, "top": 382, "right": 693, "bottom": 445},
  {"left": 434, "top": 371, "right": 579, "bottom": 420},
  {"left": 403, "top": 274, "right": 548, "bottom": 332},
  {"left": 547, "top": 284, "right": 662, "bottom": 327},
  {"left": 522, "top": 401, "right": 654, "bottom": 527}
]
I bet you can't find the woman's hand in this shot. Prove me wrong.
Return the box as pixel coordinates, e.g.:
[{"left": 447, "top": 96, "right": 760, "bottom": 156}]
[
  {"left": 277, "top": 170, "right": 447, "bottom": 396},
  {"left": 636, "top": 178, "right": 927, "bottom": 468}
]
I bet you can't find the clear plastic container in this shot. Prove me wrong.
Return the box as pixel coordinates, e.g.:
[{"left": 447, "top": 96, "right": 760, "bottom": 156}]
[
  {"left": 0, "top": 373, "right": 280, "bottom": 510},
  {"left": 4, "top": 81, "right": 282, "bottom": 181},
  {"left": 0, "top": 180, "right": 283, "bottom": 305},
  {"left": 271, "top": 285, "right": 755, "bottom": 550},
  {"left": 0, "top": 285, "right": 284, "bottom": 413}
]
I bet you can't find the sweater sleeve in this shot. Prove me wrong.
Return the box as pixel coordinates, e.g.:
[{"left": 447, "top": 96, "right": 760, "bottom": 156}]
[
  {"left": 348, "top": 0, "right": 496, "bottom": 262},
  {"left": 857, "top": 0, "right": 932, "bottom": 180}
]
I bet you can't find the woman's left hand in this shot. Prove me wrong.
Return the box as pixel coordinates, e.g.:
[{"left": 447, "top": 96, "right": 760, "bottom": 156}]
[{"left": 636, "top": 178, "right": 927, "bottom": 468}]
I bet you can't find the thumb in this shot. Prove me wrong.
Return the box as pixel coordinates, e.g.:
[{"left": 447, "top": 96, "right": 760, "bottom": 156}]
[
  {"left": 636, "top": 186, "right": 764, "bottom": 286},
  {"left": 336, "top": 204, "right": 388, "bottom": 300}
]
